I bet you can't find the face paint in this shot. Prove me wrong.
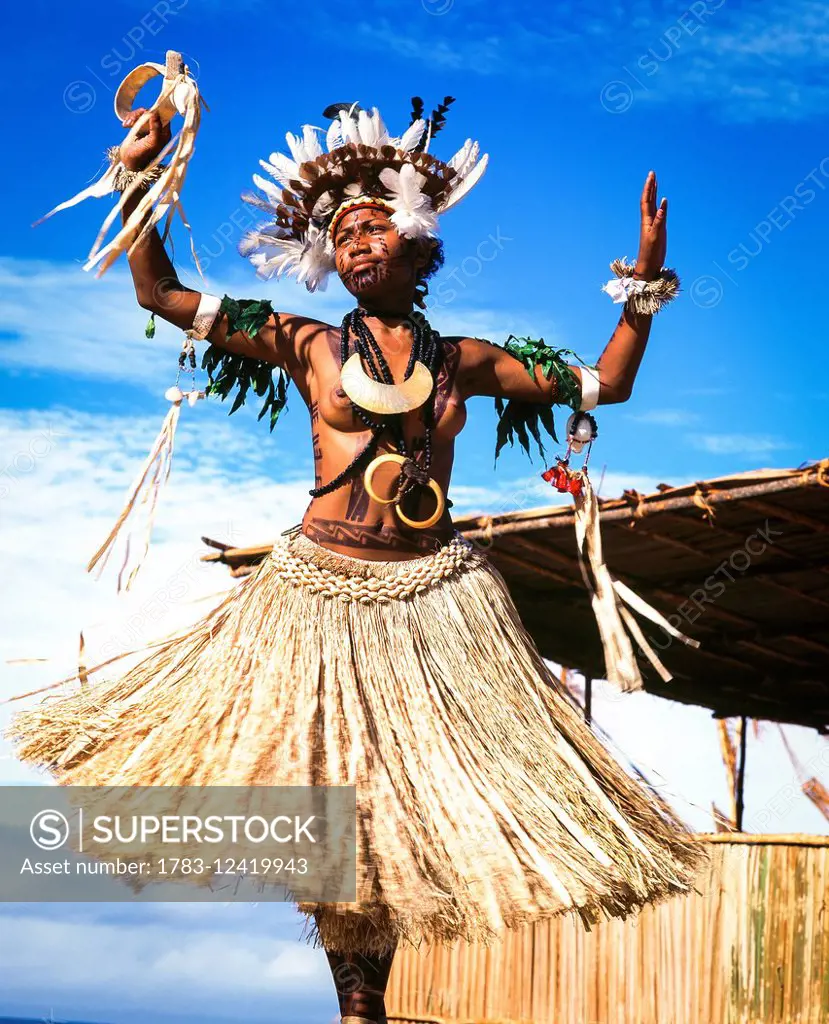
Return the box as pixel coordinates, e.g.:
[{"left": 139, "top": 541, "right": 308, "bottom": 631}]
[{"left": 334, "top": 207, "right": 421, "bottom": 298}]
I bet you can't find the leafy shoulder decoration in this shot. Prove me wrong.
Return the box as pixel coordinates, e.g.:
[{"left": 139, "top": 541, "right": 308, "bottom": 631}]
[
  {"left": 201, "top": 296, "right": 290, "bottom": 432},
  {"left": 494, "top": 335, "right": 584, "bottom": 466}
]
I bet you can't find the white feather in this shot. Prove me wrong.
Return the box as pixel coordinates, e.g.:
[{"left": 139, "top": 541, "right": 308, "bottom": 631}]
[
  {"left": 461, "top": 141, "right": 480, "bottom": 177},
  {"left": 285, "top": 125, "right": 323, "bottom": 165},
  {"left": 258, "top": 158, "right": 294, "bottom": 191},
  {"left": 311, "top": 190, "right": 337, "bottom": 218},
  {"left": 297, "top": 224, "right": 335, "bottom": 290},
  {"left": 239, "top": 225, "right": 296, "bottom": 260},
  {"left": 252, "top": 173, "right": 286, "bottom": 207},
  {"left": 393, "top": 206, "right": 439, "bottom": 238},
  {"left": 357, "top": 108, "right": 388, "bottom": 148},
  {"left": 241, "top": 189, "right": 278, "bottom": 215},
  {"left": 266, "top": 151, "right": 301, "bottom": 184},
  {"left": 447, "top": 138, "right": 471, "bottom": 171},
  {"left": 372, "top": 107, "right": 390, "bottom": 144},
  {"left": 326, "top": 119, "right": 343, "bottom": 152},
  {"left": 448, "top": 138, "right": 479, "bottom": 178},
  {"left": 391, "top": 118, "right": 426, "bottom": 152},
  {"left": 379, "top": 164, "right": 438, "bottom": 238},
  {"left": 241, "top": 223, "right": 334, "bottom": 292},
  {"left": 284, "top": 132, "right": 304, "bottom": 163},
  {"left": 380, "top": 163, "right": 427, "bottom": 203},
  {"left": 447, "top": 141, "right": 480, "bottom": 185},
  {"left": 302, "top": 124, "right": 323, "bottom": 160},
  {"left": 437, "top": 152, "right": 489, "bottom": 212},
  {"left": 338, "top": 110, "right": 361, "bottom": 145},
  {"left": 250, "top": 250, "right": 298, "bottom": 281}
]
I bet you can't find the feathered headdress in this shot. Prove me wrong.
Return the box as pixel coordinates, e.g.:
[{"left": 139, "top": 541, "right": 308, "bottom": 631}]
[{"left": 238, "top": 97, "right": 488, "bottom": 291}]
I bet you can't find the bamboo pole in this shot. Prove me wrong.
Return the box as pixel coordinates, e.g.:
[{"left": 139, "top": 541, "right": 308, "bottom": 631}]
[
  {"left": 699, "top": 833, "right": 829, "bottom": 847},
  {"left": 736, "top": 715, "right": 748, "bottom": 832}
]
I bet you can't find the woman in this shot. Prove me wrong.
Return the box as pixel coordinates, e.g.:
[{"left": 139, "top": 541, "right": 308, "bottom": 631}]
[{"left": 7, "top": 100, "right": 697, "bottom": 1024}]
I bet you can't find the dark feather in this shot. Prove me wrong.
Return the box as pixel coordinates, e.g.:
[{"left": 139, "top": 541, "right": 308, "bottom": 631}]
[{"left": 322, "top": 101, "right": 364, "bottom": 120}]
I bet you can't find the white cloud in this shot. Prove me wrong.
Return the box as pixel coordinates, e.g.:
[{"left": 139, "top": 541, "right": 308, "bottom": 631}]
[
  {"left": 450, "top": 470, "right": 667, "bottom": 519},
  {"left": 0, "top": 911, "right": 332, "bottom": 1007},
  {"left": 688, "top": 433, "right": 791, "bottom": 455},
  {"left": 595, "top": 469, "right": 664, "bottom": 497},
  {"left": 680, "top": 386, "right": 734, "bottom": 397},
  {"left": 605, "top": 0, "right": 829, "bottom": 122}
]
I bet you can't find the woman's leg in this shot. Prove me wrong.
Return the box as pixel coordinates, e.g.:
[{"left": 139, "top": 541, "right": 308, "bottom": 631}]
[{"left": 322, "top": 946, "right": 396, "bottom": 1023}]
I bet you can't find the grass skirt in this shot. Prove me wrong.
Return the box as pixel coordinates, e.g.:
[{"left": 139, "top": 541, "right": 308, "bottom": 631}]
[{"left": 4, "top": 530, "right": 704, "bottom": 956}]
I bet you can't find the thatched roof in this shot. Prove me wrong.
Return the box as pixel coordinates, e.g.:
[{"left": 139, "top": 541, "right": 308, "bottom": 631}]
[{"left": 201, "top": 460, "right": 829, "bottom": 732}]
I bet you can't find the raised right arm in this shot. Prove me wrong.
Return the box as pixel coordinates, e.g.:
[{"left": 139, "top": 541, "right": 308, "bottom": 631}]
[{"left": 118, "top": 108, "right": 312, "bottom": 388}]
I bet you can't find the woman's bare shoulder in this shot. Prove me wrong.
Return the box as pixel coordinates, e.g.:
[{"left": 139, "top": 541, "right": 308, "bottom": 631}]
[
  {"left": 278, "top": 312, "right": 337, "bottom": 343},
  {"left": 277, "top": 313, "right": 340, "bottom": 367}
]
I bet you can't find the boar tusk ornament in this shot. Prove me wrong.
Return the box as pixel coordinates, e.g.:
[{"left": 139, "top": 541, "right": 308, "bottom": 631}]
[{"left": 364, "top": 452, "right": 446, "bottom": 530}]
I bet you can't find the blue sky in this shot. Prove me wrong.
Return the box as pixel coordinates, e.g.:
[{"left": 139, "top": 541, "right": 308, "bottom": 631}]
[{"left": 2, "top": 0, "right": 829, "bottom": 1021}]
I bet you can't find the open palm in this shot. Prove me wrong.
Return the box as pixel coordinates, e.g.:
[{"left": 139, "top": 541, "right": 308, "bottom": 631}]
[{"left": 636, "top": 171, "right": 667, "bottom": 280}]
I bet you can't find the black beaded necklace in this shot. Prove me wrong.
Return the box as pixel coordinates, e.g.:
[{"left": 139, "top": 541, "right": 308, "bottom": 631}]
[{"left": 309, "top": 307, "right": 444, "bottom": 499}]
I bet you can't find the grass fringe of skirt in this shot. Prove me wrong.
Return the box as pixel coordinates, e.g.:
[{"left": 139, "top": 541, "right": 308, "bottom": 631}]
[{"left": 4, "top": 531, "right": 706, "bottom": 956}]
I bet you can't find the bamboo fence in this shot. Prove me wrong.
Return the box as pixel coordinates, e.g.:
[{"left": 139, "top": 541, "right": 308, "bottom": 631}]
[{"left": 386, "top": 835, "right": 829, "bottom": 1024}]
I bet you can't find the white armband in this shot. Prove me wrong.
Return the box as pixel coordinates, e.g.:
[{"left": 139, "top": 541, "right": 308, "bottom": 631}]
[
  {"left": 579, "top": 365, "right": 600, "bottom": 411},
  {"left": 185, "top": 293, "right": 222, "bottom": 341}
]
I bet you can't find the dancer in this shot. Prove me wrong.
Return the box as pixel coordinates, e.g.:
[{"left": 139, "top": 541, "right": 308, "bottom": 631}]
[{"left": 6, "top": 98, "right": 696, "bottom": 1024}]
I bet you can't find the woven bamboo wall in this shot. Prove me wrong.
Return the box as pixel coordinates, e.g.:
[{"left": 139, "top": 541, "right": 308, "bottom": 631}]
[{"left": 385, "top": 836, "right": 829, "bottom": 1024}]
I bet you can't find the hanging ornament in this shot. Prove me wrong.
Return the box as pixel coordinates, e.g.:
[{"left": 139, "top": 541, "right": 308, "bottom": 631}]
[
  {"left": 542, "top": 412, "right": 598, "bottom": 497},
  {"left": 87, "top": 333, "right": 206, "bottom": 593},
  {"left": 565, "top": 411, "right": 598, "bottom": 455},
  {"left": 538, "top": 408, "right": 698, "bottom": 693},
  {"left": 339, "top": 352, "right": 434, "bottom": 415}
]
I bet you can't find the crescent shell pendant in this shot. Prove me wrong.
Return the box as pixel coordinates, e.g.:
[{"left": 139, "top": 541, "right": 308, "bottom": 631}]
[{"left": 339, "top": 353, "right": 434, "bottom": 414}]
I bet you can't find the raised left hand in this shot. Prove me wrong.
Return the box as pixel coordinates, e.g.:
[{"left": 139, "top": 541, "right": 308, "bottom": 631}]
[{"left": 634, "top": 171, "right": 667, "bottom": 281}]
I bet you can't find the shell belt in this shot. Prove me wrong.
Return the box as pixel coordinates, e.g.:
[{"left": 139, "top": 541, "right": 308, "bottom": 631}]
[{"left": 270, "top": 535, "right": 475, "bottom": 603}]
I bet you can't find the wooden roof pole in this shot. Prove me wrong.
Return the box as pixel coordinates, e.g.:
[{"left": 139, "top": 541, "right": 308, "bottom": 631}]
[{"left": 459, "top": 467, "right": 828, "bottom": 539}]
